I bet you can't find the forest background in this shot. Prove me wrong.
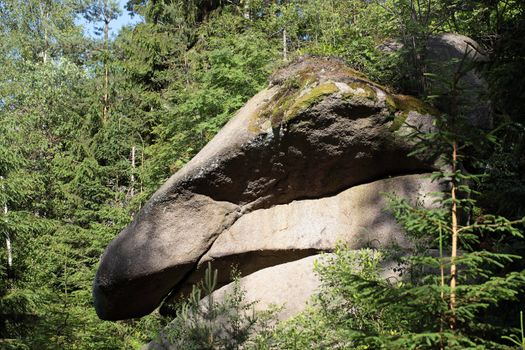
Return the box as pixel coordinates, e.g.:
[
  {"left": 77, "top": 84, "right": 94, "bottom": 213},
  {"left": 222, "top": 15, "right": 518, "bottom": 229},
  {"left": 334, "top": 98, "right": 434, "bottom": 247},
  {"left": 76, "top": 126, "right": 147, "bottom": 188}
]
[{"left": 1, "top": 0, "right": 524, "bottom": 349}]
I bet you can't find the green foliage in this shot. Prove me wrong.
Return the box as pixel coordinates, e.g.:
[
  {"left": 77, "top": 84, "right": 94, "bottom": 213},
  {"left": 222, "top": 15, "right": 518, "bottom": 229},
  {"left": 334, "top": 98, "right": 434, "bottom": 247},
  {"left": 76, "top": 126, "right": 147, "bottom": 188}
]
[
  {"left": 0, "top": 1, "right": 163, "bottom": 348},
  {"left": 262, "top": 248, "right": 385, "bottom": 350},
  {"left": 153, "top": 263, "right": 276, "bottom": 350},
  {"left": 478, "top": 123, "right": 525, "bottom": 219},
  {"left": 0, "top": 0, "right": 86, "bottom": 63},
  {"left": 267, "top": 238, "right": 525, "bottom": 348},
  {"left": 1, "top": 0, "right": 524, "bottom": 348}
]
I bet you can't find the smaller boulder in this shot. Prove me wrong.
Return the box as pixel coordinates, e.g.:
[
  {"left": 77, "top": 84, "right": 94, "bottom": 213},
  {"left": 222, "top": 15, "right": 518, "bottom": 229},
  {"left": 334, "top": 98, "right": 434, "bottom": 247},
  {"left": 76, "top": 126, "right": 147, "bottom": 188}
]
[
  {"left": 211, "top": 254, "right": 327, "bottom": 321},
  {"left": 425, "top": 33, "right": 491, "bottom": 128},
  {"left": 378, "top": 33, "right": 491, "bottom": 128}
]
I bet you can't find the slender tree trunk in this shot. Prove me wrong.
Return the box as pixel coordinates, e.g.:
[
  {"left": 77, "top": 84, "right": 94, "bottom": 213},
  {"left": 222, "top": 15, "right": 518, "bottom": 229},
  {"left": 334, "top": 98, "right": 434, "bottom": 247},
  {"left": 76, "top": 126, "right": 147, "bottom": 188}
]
[
  {"left": 40, "top": 2, "right": 48, "bottom": 64},
  {"left": 140, "top": 144, "right": 144, "bottom": 195},
  {"left": 5, "top": 204, "right": 10, "bottom": 269},
  {"left": 1, "top": 176, "right": 11, "bottom": 270},
  {"left": 439, "top": 226, "right": 445, "bottom": 300},
  {"left": 184, "top": 53, "right": 190, "bottom": 85},
  {"left": 449, "top": 140, "right": 458, "bottom": 329},
  {"left": 103, "top": 17, "right": 109, "bottom": 124},
  {"left": 448, "top": 51, "right": 465, "bottom": 330},
  {"left": 243, "top": 0, "right": 250, "bottom": 19},
  {"left": 130, "top": 145, "right": 136, "bottom": 197},
  {"left": 438, "top": 221, "right": 445, "bottom": 348},
  {"left": 283, "top": 27, "right": 288, "bottom": 61},
  {"left": 137, "top": 135, "right": 144, "bottom": 196}
]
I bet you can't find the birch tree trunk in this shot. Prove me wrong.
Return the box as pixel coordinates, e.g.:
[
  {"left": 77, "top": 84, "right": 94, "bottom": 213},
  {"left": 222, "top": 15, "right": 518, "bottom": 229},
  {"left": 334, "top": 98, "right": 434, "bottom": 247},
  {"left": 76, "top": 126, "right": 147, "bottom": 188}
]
[
  {"left": 1, "top": 176, "right": 12, "bottom": 269},
  {"left": 40, "top": 2, "right": 49, "bottom": 64},
  {"left": 103, "top": 15, "right": 109, "bottom": 124},
  {"left": 243, "top": 0, "right": 250, "bottom": 19}
]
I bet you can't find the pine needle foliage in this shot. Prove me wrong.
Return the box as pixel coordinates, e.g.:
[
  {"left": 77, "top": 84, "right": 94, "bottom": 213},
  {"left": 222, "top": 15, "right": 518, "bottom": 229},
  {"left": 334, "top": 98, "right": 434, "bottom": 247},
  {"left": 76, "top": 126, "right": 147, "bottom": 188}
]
[{"left": 152, "top": 263, "right": 277, "bottom": 350}]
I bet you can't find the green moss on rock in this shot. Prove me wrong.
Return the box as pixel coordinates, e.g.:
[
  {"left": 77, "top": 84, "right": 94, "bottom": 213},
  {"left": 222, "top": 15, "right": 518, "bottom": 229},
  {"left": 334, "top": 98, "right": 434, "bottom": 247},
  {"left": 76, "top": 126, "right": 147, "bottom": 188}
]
[
  {"left": 386, "top": 94, "right": 438, "bottom": 131},
  {"left": 251, "top": 58, "right": 437, "bottom": 133},
  {"left": 391, "top": 95, "right": 438, "bottom": 115},
  {"left": 385, "top": 95, "right": 397, "bottom": 112},
  {"left": 284, "top": 82, "right": 339, "bottom": 122},
  {"left": 249, "top": 85, "right": 299, "bottom": 132},
  {"left": 341, "top": 82, "right": 378, "bottom": 101}
]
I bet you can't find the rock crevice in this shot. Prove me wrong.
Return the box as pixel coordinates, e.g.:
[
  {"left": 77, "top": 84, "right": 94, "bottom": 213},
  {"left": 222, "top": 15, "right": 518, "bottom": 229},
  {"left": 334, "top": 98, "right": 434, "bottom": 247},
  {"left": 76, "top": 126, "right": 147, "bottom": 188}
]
[{"left": 160, "top": 172, "right": 441, "bottom": 313}]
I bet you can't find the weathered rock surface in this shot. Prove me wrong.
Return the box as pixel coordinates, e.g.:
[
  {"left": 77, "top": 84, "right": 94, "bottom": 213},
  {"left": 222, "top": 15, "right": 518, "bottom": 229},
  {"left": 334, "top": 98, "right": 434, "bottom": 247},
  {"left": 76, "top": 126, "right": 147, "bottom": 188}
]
[
  {"left": 93, "top": 57, "right": 439, "bottom": 320},
  {"left": 379, "top": 33, "right": 491, "bottom": 128},
  {"left": 212, "top": 255, "right": 327, "bottom": 321},
  {"left": 94, "top": 194, "right": 238, "bottom": 320},
  {"left": 207, "top": 174, "right": 437, "bottom": 257},
  {"left": 163, "top": 174, "right": 440, "bottom": 304}
]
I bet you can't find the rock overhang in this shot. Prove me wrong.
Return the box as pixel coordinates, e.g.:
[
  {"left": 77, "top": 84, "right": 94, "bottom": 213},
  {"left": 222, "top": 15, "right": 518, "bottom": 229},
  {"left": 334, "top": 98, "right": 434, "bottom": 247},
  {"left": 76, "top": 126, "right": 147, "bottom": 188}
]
[{"left": 160, "top": 173, "right": 442, "bottom": 311}]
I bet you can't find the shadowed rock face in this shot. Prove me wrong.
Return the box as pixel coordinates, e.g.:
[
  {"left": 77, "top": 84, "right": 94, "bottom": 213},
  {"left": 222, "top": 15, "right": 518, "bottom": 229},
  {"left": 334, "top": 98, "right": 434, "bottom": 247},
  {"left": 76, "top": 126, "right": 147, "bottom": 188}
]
[
  {"left": 94, "top": 193, "right": 238, "bottom": 320},
  {"left": 93, "top": 57, "right": 439, "bottom": 321}
]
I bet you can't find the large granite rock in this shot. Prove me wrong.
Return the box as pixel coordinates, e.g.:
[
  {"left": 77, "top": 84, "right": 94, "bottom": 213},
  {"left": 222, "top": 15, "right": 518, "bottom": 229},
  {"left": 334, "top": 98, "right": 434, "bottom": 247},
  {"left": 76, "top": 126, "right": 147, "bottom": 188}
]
[{"left": 93, "top": 57, "right": 439, "bottom": 321}]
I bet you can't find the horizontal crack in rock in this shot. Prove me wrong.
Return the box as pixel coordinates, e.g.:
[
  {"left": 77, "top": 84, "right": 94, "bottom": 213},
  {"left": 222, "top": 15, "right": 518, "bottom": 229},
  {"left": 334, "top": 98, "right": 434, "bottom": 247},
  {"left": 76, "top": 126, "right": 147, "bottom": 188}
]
[{"left": 159, "top": 171, "right": 438, "bottom": 315}]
